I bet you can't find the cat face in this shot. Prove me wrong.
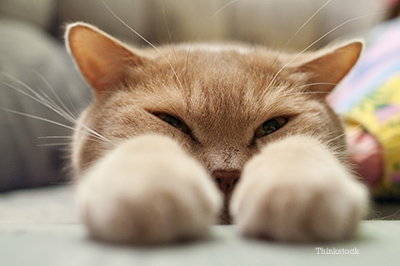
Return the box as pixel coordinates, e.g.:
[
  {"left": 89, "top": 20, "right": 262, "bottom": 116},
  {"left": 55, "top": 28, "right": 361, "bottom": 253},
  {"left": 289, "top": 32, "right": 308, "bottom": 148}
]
[{"left": 67, "top": 23, "right": 361, "bottom": 222}]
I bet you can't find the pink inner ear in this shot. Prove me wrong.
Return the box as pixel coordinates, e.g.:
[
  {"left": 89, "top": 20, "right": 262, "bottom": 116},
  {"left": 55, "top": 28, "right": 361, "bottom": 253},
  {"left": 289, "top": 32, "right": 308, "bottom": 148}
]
[
  {"left": 297, "top": 41, "right": 363, "bottom": 95},
  {"left": 67, "top": 23, "right": 144, "bottom": 97}
]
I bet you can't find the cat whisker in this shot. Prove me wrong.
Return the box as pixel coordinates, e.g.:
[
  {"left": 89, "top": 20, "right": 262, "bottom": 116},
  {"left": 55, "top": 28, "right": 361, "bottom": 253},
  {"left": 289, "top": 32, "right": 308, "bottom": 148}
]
[
  {"left": 276, "top": 0, "right": 333, "bottom": 53},
  {"left": 37, "top": 87, "right": 71, "bottom": 116},
  {"left": 161, "top": 0, "right": 179, "bottom": 66},
  {"left": 2, "top": 107, "right": 77, "bottom": 134},
  {"left": 2, "top": 73, "right": 77, "bottom": 124},
  {"left": 3, "top": 82, "right": 77, "bottom": 125},
  {"left": 260, "top": 0, "right": 334, "bottom": 90},
  {"left": 293, "top": 91, "right": 330, "bottom": 95},
  {"left": 265, "top": 11, "right": 386, "bottom": 93},
  {"left": 37, "top": 136, "right": 73, "bottom": 147},
  {"left": 2, "top": 74, "right": 112, "bottom": 146},
  {"left": 39, "top": 135, "right": 109, "bottom": 147},
  {"left": 37, "top": 143, "right": 71, "bottom": 147},
  {"left": 266, "top": 83, "right": 337, "bottom": 98},
  {"left": 186, "top": 0, "right": 238, "bottom": 49},
  {"left": 100, "top": 0, "right": 184, "bottom": 90},
  {"left": 184, "top": 0, "right": 238, "bottom": 88},
  {"left": 35, "top": 71, "right": 79, "bottom": 121},
  {"left": 326, "top": 129, "right": 349, "bottom": 138},
  {"left": 1, "top": 107, "right": 111, "bottom": 145},
  {"left": 291, "top": 82, "right": 338, "bottom": 92},
  {"left": 326, "top": 121, "right": 364, "bottom": 147},
  {"left": 207, "top": 0, "right": 238, "bottom": 24}
]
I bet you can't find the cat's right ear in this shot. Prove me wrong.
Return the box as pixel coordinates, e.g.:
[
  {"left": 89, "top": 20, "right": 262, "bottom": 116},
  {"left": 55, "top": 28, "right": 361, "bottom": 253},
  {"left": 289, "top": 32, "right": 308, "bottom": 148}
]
[
  {"left": 65, "top": 22, "right": 147, "bottom": 97},
  {"left": 291, "top": 40, "right": 363, "bottom": 98}
]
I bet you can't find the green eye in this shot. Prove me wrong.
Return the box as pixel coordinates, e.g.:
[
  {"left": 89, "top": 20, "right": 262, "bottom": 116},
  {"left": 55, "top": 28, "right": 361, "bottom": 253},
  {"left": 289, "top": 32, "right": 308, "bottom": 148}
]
[
  {"left": 162, "top": 115, "right": 182, "bottom": 129},
  {"left": 255, "top": 117, "right": 287, "bottom": 138},
  {"left": 157, "top": 114, "right": 190, "bottom": 134}
]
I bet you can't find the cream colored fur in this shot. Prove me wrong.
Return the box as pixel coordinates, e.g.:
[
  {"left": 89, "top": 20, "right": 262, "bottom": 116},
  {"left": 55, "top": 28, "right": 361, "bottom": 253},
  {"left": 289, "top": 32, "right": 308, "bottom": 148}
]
[
  {"left": 231, "top": 135, "right": 368, "bottom": 242},
  {"left": 77, "top": 135, "right": 222, "bottom": 244},
  {"left": 66, "top": 22, "right": 369, "bottom": 244}
]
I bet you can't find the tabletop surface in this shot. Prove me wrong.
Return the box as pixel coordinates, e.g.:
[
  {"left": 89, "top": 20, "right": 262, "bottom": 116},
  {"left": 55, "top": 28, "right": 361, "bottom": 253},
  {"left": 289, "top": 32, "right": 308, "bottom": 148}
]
[
  {"left": 1, "top": 221, "right": 399, "bottom": 266},
  {"left": 1, "top": 186, "right": 399, "bottom": 266}
]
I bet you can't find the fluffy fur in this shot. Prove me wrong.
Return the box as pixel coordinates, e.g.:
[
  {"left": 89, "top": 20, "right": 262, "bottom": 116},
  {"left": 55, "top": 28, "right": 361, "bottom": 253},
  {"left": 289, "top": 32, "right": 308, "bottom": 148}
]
[{"left": 66, "top": 22, "right": 368, "bottom": 244}]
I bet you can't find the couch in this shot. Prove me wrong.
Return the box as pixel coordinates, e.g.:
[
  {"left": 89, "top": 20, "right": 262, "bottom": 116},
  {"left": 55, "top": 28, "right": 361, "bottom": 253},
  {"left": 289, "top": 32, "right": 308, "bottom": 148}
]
[{"left": 0, "top": 0, "right": 387, "bottom": 191}]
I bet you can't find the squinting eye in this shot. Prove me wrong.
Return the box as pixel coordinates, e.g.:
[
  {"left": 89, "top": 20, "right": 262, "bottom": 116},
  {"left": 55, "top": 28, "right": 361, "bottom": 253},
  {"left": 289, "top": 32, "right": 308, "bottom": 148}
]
[
  {"left": 156, "top": 114, "right": 190, "bottom": 134},
  {"left": 255, "top": 117, "right": 287, "bottom": 138}
]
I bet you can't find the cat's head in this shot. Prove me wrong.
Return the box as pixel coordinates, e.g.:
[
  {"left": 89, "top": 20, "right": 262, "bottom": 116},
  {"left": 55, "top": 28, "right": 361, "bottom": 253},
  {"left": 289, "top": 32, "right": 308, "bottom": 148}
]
[{"left": 66, "top": 22, "right": 361, "bottom": 222}]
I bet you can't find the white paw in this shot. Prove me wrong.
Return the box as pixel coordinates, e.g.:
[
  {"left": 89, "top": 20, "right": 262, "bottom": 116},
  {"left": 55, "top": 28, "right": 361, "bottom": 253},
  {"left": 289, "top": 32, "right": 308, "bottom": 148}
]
[
  {"left": 231, "top": 136, "right": 369, "bottom": 242},
  {"left": 77, "top": 135, "right": 222, "bottom": 244}
]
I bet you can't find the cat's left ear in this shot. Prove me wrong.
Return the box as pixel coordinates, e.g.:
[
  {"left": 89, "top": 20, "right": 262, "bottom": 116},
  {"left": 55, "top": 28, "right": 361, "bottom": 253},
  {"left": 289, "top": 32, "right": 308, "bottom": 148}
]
[
  {"left": 293, "top": 40, "right": 363, "bottom": 97},
  {"left": 65, "top": 22, "right": 148, "bottom": 97}
]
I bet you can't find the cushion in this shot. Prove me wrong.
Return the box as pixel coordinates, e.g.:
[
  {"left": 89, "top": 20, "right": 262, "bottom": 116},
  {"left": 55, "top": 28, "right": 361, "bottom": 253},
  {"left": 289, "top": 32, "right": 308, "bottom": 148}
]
[
  {"left": 0, "top": 19, "right": 90, "bottom": 191},
  {"left": 330, "top": 17, "right": 400, "bottom": 199}
]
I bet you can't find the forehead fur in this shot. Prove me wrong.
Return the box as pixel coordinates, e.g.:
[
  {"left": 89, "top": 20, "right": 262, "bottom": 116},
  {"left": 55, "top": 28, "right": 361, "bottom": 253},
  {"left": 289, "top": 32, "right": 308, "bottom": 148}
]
[
  {"left": 115, "top": 44, "right": 310, "bottom": 139},
  {"left": 127, "top": 45, "right": 308, "bottom": 113},
  {"left": 68, "top": 23, "right": 357, "bottom": 174}
]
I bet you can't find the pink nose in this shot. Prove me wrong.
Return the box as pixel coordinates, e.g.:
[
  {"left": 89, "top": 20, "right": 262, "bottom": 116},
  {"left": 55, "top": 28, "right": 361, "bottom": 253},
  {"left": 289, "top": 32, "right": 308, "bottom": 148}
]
[{"left": 212, "top": 170, "right": 241, "bottom": 198}]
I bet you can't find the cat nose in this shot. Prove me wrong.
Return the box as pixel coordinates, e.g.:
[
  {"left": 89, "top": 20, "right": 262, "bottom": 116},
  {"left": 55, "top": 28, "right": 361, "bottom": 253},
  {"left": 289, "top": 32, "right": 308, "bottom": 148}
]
[{"left": 212, "top": 170, "right": 241, "bottom": 198}]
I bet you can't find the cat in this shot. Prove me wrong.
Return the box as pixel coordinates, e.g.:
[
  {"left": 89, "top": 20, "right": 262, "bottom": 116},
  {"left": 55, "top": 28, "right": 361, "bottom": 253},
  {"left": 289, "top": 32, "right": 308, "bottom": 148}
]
[{"left": 66, "top": 21, "right": 368, "bottom": 244}]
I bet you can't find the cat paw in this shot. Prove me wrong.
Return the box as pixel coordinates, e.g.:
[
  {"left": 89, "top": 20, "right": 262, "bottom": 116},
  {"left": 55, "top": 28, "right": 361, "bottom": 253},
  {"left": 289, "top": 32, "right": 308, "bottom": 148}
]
[
  {"left": 77, "top": 135, "right": 222, "bottom": 244},
  {"left": 231, "top": 136, "right": 369, "bottom": 242}
]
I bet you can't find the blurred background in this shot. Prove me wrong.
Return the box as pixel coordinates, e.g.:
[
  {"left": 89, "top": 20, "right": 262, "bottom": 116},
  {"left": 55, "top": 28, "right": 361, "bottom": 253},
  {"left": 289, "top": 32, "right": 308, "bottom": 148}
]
[
  {"left": 1, "top": 0, "right": 387, "bottom": 47},
  {"left": 0, "top": 0, "right": 393, "bottom": 192}
]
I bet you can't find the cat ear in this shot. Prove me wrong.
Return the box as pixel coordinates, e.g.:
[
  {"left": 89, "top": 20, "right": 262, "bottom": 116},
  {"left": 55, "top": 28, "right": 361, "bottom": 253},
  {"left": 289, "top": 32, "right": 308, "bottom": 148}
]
[
  {"left": 294, "top": 41, "right": 363, "bottom": 97},
  {"left": 65, "top": 22, "right": 146, "bottom": 97}
]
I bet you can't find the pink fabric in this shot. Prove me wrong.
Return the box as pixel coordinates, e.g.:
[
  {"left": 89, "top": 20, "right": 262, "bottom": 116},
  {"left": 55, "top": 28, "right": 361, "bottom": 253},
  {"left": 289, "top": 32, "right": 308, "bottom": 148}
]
[{"left": 347, "top": 130, "right": 383, "bottom": 187}]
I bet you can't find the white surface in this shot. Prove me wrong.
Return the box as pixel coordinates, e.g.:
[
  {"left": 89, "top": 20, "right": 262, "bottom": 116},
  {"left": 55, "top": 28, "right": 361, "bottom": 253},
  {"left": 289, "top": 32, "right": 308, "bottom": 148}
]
[
  {"left": 0, "top": 222, "right": 399, "bottom": 266},
  {"left": 0, "top": 185, "right": 79, "bottom": 224},
  {"left": 1, "top": 186, "right": 400, "bottom": 266}
]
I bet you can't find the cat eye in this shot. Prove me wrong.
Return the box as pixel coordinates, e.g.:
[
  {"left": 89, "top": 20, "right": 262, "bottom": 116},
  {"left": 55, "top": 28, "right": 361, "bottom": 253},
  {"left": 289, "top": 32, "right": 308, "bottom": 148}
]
[
  {"left": 156, "top": 114, "right": 190, "bottom": 134},
  {"left": 255, "top": 117, "right": 287, "bottom": 138}
]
